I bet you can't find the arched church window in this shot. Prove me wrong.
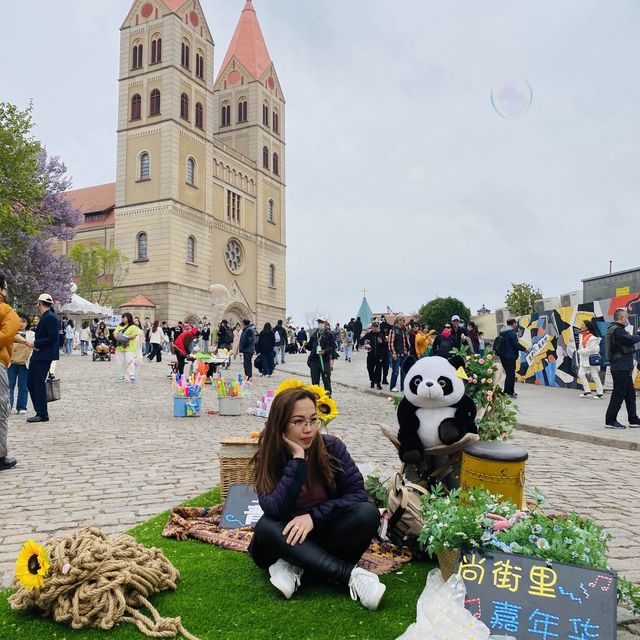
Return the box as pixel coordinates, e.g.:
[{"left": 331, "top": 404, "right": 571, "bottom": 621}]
[
  {"left": 139, "top": 152, "right": 150, "bottom": 180},
  {"left": 195, "top": 102, "right": 204, "bottom": 129},
  {"left": 273, "top": 153, "right": 279, "bottom": 176},
  {"left": 149, "top": 89, "right": 161, "bottom": 116},
  {"left": 131, "top": 94, "right": 142, "bottom": 120},
  {"left": 186, "top": 235, "right": 196, "bottom": 263},
  {"left": 269, "top": 264, "right": 276, "bottom": 288},
  {"left": 263, "top": 103, "right": 269, "bottom": 126},
  {"left": 180, "top": 93, "right": 189, "bottom": 120},
  {"left": 262, "top": 146, "right": 269, "bottom": 169},
  {"left": 267, "top": 199, "right": 274, "bottom": 223},
  {"left": 132, "top": 42, "right": 143, "bottom": 69},
  {"left": 186, "top": 157, "right": 196, "bottom": 186},
  {"left": 181, "top": 40, "right": 190, "bottom": 69},
  {"left": 196, "top": 50, "right": 205, "bottom": 79},
  {"left": 221, "top": 103, "right": 231, "bottom": 127},
  {"left": 237, "top": 99, "right": 247, "bottom": 123},
  {"left": 151, "top": 36, "right": 162, "bottom": 64},
  {"left": 136, "top": 232, "right": 148, "bottom": 260},
  {"left": 273, "top": 110, "right": 279, "bottom": 134}
]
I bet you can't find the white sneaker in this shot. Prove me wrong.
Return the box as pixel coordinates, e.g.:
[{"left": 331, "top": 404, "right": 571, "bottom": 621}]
[
  {"left": 348, "top": 567, "right": 386, "bottom": 610},
  {"left": 390, "top": 387, "right": 399, "bottom": 393},
  {"left": 268, "top": 559, "right": 303, "bottom": 599},
  {"left": 17, "top": 410, "right": 27, "bottom": 415},
  {"left": 594, "top": 394, "right": 603, "bottom": 399}
]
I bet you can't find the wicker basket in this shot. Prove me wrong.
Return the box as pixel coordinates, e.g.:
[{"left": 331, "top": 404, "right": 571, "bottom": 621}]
[
  {"left": 436, "top": 547, "right": 459, "bottom": 581},
  {"left": 219, "top": 437, "right": 259, "bottom": 502}
]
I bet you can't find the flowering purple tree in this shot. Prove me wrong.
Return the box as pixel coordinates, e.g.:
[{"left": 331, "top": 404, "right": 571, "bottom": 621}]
[{"left": 0, "top": 150, "right": 82, "bottom": 307}]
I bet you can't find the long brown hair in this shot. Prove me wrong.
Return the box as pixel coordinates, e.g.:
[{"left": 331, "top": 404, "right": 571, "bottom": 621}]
[{"left": 254, "top": 388, "right": 338, "bottom": 494}]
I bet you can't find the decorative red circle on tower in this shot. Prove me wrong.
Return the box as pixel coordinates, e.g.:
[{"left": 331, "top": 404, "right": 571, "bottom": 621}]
[
  {"left": 228, "top": 70, "right": 241, "bottom": 86},
  {"left": 190, "top": 11, "right": 199, "bottom": 27},
  {"left": 267, "top": 77, "right": 275, "bottom": 90},
  {"left": 141, "top": 3, "right": 154, "bottom": 18}
]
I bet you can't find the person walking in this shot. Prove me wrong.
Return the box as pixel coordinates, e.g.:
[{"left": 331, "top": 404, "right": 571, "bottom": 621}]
[
  {"left": 257, "top": 323, "right": 276, "bottom": 377},
  {"left": 478, "top": 332, "right": 486, "bottom": 357},
  {"left": 379, "top": 317, "right": 391, "bottom": 385},
  {"left": 604, "top": 308, "right": 640, "bottom": 429},
  {"left": 343, "top": 327, "right": 354, "bottom": 363},
  {"left": 388, "top": 316, "right": 410, "bottom": 392},
  {"left": 113, "top": 313, "right": 142, "bottom": 383},
  {"left": 8, "top": 314, "right": 33, "bottom": 415},
  {"left": 201, "top": 322, "right": 211, "bottom": 353},
  {"left": 64, "top": 319, "right": 75, "bottom": 355},
  {"left": 448, "top": 315, "right": 469, "bottom": 351},
  {"left": 0, "top": 274, "right": 20, "bottom": 470},
  {"left": 25, "top": 293, "right": 60, "bottom": 423},
  {"left": 577, "top": 319, "right": 604, "bottom": 399},
  {"left": 297, "top": 327, "right": 308, "bottom": 353},
  {"left": 143, "top": 318, "right": 152, "bottom": 357},
  {"left": 147, "top": 320, "right": 164, "bottom": 362},
  {"left": 232, "top": 322, "right": 242, "bottom": 360},
  {"left": 408, "top": 322, "right": 419, "bottom": 359},
  {"left": 217, "top": 320, "right": 233, "bottom": 368},
  {"left": 415, "top": 324, "right": 434, "bottom": 358},
  {"left": 496, "top": 319, "right": 527, "bottom": 398},
  {"left": 79, "top": 321, "right": 91, "bottom": 356},
  {"left": 239, "top": 319, "right": 256, "bottom": 378},
  {"left": 273, "top": 320, "right": 288, "bottom": 365},
  {"left": 333, "top": 323, "right": 343, "bottom": 354},
  {"left": 467, "top": 321, "right": 480, "bottom": 354},
  {"left": 353, "top": 317, "right": 363, "bottom": 351},
  {"left": 249, "top": 387, "right": 385, "bottom": 609},
  {"left": 432, "top": 326, "right": 453, "bottom": 359},
  {"left": 306, "top": 318, "right": 336, "bottom": 396},
  {"left": 361, "top": 322, "right": 385, "bottom": 389}
]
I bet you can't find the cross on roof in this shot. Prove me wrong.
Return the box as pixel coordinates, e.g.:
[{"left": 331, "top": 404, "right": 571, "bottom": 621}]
[{"left": 362, "top": 288, "right": 368, "bottom": 297}]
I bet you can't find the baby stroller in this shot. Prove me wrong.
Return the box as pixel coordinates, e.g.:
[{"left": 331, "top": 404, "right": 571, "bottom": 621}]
[{"left": 92, "top": 336, "right": 111, "bottom": 361}]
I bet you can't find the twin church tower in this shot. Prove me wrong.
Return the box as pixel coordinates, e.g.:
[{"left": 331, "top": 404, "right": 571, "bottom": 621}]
[{"left": 105, "top": 0, "right": 286, "bottom": 325}]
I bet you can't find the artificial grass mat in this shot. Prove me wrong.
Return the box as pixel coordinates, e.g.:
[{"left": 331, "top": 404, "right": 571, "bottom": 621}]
[{"left": 0, "top": 489, "right": 432, "bottom": 640}]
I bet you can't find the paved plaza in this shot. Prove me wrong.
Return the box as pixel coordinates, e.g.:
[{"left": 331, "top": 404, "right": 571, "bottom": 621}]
[{"left": 1, "top": 350, "right": 639, "bottom": 636}]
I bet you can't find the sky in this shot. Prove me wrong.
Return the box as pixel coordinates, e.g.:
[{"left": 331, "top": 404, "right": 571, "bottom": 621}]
[{"left": 2, "top": 1, "right": 640, "bottom": 326}]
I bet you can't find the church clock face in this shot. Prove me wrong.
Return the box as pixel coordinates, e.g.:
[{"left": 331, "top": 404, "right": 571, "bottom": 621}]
[{"left": 224, "top": 239, "right": 243, "bottom": 274}]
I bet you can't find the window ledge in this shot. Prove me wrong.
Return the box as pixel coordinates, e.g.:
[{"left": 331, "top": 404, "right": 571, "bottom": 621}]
[
  {"left": 133, "top": 258, "right": 149, "bottom": 264},
  {"left": 269, "top": 285, "right": 277, "bottom": 290},
  {"left": 267, "top": 220, "right": 276, "bottom": 225},
  {"left": 149, "top": 112, "right": 161, "bottom": 117},
  {"left": 130, "top": 117, "right": 142, "bottom": 122},
  {"left": 186, "top": 261, "right": 197, "bottom": 267},
  {"left": 136, "top": 178, "right": 151, "bottom": 183},
  {"left": 186, "top": 182, "right": 198, "bottom": 189}
]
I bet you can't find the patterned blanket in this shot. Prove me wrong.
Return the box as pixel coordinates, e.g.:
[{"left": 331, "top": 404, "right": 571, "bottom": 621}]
[{"left": 162, "top": 505, "right": 413, "bottom": 576}]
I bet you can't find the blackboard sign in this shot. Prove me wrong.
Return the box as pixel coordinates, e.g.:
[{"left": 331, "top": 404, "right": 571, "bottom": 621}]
[
  {"left": 220, "top": 483, "right": 263, "bottom": 529},
  {"left": 456, "top": 549, "right": 617, "bottom": 639}
]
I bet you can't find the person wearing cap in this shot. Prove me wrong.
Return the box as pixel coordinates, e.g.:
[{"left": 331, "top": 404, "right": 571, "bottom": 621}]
[
  {"left": 306, "top": 318, "right": 336, "bottom": 396},
  {"left": 0, "top": 273, "right": 21, "bottom": 469},
  {"left": 25, "top": 293, "right": 60, "bottom": 423},
  {"left": 448, "top": 315, "right": 469, "bottom": 351}
]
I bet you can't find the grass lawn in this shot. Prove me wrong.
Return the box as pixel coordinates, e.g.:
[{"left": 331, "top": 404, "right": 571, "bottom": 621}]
[{"left": 0, "top": 490, "right": 431, "bottom": 640}]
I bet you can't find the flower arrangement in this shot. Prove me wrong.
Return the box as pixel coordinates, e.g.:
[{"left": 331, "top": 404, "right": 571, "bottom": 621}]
[
  {"left": 15, "top": 540, "right": 50, "bottom": 590},
  {"left": 275, "top": 378, "right": 339, "bottom": 427},
  {"left": 451, "top": 346, "right": 517, "bottom": 441},
  {"left": 418, "top": 486, "right": 640, "bottom": 613}
]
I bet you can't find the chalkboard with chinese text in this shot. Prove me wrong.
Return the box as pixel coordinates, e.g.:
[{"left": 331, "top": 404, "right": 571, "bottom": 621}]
[{"left": 456, "top": 549, "right": 617, "bottom": 639}]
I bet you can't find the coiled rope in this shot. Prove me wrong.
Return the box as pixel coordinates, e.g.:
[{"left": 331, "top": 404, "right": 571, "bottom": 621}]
[{"left": 9, "top": 527, "right": 200, "bottom": 640}]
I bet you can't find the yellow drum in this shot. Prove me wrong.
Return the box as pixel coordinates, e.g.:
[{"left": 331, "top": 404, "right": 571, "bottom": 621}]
[{"left": 460, "top": 441, "right": 528, "bottom": 508}]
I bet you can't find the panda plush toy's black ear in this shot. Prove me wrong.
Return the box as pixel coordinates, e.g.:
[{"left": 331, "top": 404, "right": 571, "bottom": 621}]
[
  {"left": 448, "top": 355, "right": 465, "bottom": 371},
  {"left": 402, "top": 355, "right": 417, "bottom": 374}
]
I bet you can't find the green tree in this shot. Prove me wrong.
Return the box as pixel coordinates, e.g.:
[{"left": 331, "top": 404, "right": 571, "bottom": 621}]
[
  {"left": 504, "top": 282, "right": 543, "bottom": 316},
  {"left": 0, "top": 102, "right": 47, "bottom": 258},
  {"left": 69, "top": 243, "right": 129, "bottom": 305},
  {"left": 419, "top": 297, "right": 470, "bottom": 330}
]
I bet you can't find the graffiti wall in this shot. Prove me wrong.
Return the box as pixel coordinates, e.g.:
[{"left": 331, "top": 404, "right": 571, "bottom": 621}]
[{"left": 513, "top": 292, "right": 640, "bottom": 388}]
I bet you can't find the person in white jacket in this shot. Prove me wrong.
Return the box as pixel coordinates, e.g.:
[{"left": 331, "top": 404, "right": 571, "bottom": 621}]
[{"left": 577, "top": 319, "right": 604, "bottom": 398}]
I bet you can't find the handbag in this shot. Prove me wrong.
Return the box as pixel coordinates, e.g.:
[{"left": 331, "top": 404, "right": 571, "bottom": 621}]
[
  {"left": 46, "top": 375, "right": 61, "bottom": 402},
  {"left": 589, "top": 354, "right": 601, "bottom": 367},
  {"left": 380, "top": 470, "right": 429, "bottom": 544}
]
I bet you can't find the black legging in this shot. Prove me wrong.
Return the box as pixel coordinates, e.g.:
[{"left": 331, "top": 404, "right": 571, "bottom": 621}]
[
  {"left": 148, "top": 343, "right": 162, "bottom": 362},
  {"left": 250, "top": 502, "right": 380, "bottom": 586},
  {"left": 176, "top": 352, "right": 187, "bottom": 375}
]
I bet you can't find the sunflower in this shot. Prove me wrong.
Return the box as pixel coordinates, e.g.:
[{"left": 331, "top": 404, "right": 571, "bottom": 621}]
[
  {"left": 275, "top": 379, "right": 307, "bottom": 395},
  {"left": 15, "top": 540, "right": 50, "bottom": 590},
  {"left": 305, "top": 384, "right": 327, "bottom": 399},
  {"left": 316, "top": 395, "right": 339, "bottom": 423}
]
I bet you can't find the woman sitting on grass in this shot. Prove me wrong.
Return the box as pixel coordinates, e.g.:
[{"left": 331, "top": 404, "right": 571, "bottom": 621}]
[{"left": 250, "top": 387, "right": 385, "bottom": 610}]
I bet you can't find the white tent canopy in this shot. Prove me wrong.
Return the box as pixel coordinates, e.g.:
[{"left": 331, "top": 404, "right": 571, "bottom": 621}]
[{"left": 59, "top": 293, "right": 112, "bottom": 317}]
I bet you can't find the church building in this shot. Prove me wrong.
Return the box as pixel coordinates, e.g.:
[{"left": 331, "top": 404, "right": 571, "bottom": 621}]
[{"left": 62, "top": 0, "right": 286, "bottom": 327}]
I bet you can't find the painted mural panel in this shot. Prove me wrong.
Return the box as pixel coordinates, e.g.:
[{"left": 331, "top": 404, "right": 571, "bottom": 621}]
[{"left": 513, "top": 293, "right": 640, "bottom": 388}]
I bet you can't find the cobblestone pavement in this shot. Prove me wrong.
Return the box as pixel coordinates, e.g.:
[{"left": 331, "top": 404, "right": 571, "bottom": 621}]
[{"left": 1, "top": 351, "right": 639, "bottom": 635}]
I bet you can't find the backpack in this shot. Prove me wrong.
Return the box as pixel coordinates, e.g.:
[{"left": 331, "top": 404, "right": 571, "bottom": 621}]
[
  {"left": 493, "top": 334, "right": 503, "bottom": 356},
  {"left": 115, "top": 331, "right": 131, "bottom": 346},
  {"left": 380, "top": 470, "right": 428, "bottom": 546}
]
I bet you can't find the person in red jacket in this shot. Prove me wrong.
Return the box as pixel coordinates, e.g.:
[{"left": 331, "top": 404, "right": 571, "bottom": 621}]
[{"left": 173, "top": 324, "right": 199, "bottom": 375}]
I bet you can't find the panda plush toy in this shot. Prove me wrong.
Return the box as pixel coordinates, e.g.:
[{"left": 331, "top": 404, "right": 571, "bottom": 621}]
[{"left": 397, "top": 355, "right": 477, "bottom": 464}]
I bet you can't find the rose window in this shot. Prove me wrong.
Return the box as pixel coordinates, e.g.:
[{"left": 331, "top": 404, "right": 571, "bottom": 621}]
[{"left": 224, "top": 239, "right": 243, "bottom": 273}]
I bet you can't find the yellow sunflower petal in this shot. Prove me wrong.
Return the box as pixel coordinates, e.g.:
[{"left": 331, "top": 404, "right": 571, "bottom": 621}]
[
  {"left": 275, "top": 379, "right": 307, "bottom": 395},
  {"left": 316, "top": 395, "right": 339, "bottom": 422},
  {"left": 15, "top": 540, "right": 49, "bottom": 590},
  {"left": 305, "top": 384, "right": 327, "bottom": 399}
]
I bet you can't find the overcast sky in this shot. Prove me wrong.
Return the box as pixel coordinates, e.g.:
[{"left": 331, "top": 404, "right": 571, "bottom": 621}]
[{"left": 2, "top": 1, "right": 639, "bottom": 325}]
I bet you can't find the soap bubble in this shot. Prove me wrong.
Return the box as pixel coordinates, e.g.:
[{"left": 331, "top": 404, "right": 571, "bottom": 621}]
[
  {"left": 210, "top": 284, "right": 230, "bottom": 306},
  {"left": 491, "top": 78, "right": 533, "bottom": 119}
]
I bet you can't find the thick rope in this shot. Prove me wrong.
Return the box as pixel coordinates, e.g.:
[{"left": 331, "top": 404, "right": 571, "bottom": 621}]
[{"left": 9, "top": 527, "right": 200, "bottom": 640}]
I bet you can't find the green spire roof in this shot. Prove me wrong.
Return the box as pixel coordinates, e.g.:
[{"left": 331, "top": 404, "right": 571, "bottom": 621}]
[{"left": 356, "top": 297, "right": 373, "bottom": 328}]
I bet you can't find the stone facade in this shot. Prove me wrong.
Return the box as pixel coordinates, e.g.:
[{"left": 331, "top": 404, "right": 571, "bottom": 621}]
[{"left": 63, "top": 0, "right": 286, "bottom": 327}]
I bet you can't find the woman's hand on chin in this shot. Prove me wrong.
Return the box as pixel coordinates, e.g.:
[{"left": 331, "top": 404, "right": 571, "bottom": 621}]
[
  {"left": 282, "top": 434, "right": 305, "bottom": 459},
  {"left": 283, "top": 514, "right": 314, "bottom": 545}
]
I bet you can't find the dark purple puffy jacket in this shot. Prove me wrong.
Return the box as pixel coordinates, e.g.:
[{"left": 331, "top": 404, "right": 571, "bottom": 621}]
[{"left": 257, "top": 434, "right": 366, "bottom": 524}]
